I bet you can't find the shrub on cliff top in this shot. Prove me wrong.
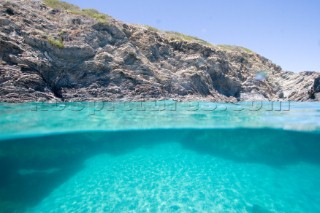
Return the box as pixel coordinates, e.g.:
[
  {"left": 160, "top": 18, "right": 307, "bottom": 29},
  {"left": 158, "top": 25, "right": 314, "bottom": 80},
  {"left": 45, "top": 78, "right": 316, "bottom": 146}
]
[
  {"left": 81, "top": 9, "right": 110, "bottom": 23},
  {"left": 43, "top": 0, "right": 80, "bottom": 11},
  {"left": 144, "top": 25, "right": 161, "bottom": 32},
  {"left": 44, "top": 0, "right": 110, "bottom": 23},
  {"left": 166, "top": 31, "right": 212, "bottom": 46},
  {"left": 217, "top": 45, "right": 254, "bottom": 54}
]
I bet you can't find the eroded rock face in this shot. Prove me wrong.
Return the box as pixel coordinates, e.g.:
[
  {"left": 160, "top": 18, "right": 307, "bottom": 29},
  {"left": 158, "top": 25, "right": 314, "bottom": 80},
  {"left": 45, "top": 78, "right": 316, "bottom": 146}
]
[
  {"left": 0, "top": 0, "right": 319, "bottom": 103},
  {"left": 314, "top": 77, "right": 320, "bottom": 93}
]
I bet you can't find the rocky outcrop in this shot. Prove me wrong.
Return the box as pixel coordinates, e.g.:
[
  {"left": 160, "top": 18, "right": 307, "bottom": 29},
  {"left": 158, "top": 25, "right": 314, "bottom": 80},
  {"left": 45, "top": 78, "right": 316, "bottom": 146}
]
[
  {"left": 0, "top": 0, "right": 319, "bottom": 102},
  {"left": 314, "top": 76, "right": 320, "bottom": 93}
]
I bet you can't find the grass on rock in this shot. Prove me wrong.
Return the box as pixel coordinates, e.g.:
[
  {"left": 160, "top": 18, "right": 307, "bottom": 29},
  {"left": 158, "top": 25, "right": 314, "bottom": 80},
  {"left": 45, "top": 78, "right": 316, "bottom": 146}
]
[
  {"left": 43, "top": 0, "right": 79, "bottom": 11},
  {"left": 165, "top": 31, "right": 213, "bottom": 46},
  {"left": 43, "top": 0, "right": 110, "bottom": 23},
  {"left": 48, "top": 37, "right": 64, "bottom": 49},
  {"left": 217, "top": 45, "right": 254, "bottom": 54}
]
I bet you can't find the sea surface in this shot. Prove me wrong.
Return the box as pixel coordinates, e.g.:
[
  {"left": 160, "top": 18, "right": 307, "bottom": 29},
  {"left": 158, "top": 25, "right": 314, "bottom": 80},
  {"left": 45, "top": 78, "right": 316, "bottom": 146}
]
[{"left": 0, "top": 101, "right": 320, "bottom": 212}]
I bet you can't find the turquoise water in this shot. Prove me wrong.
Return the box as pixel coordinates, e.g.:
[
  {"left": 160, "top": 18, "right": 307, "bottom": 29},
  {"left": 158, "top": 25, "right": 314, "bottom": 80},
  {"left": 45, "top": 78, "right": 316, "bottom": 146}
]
[{"left": 1, "top": 102, "right": 320, "bottom": 212}]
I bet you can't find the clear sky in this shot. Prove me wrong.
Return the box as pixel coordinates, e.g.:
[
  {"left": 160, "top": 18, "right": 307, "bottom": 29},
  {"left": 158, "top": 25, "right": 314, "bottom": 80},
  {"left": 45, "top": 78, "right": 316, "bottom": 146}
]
[{"left": 65, "top": 0, "right": 320, "bottom": 72}]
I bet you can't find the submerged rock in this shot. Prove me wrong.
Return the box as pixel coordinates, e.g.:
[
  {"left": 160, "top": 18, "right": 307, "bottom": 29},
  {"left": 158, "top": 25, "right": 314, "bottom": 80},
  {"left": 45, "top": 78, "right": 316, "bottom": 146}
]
[{"left": 0, "top": 0, "right": 319, "bottom": 102}]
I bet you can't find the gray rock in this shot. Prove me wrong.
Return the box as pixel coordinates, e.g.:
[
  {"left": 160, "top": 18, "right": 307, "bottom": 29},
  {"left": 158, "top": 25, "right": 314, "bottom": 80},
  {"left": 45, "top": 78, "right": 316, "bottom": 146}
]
[
  {"left": 0, "top": 0, "right": 319, "bottom": 103},
  {"left": 314, "top": 76, "right": 320, "bottom": 93}
]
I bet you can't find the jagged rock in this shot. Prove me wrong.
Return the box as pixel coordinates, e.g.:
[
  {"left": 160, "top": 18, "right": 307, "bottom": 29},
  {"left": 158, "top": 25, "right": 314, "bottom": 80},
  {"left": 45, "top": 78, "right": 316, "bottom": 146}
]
[
  {"left": 48, "top": 9, "right": 60, "bottom": 15},
  {"left": 314, "top": 76, "right": 320, "bottom": 93},
  {"left": 70, "top": 18, "right": 82, "bottom": 25},
  {"left": 0, "top": 0, "right": 319, "bottom": 103}
]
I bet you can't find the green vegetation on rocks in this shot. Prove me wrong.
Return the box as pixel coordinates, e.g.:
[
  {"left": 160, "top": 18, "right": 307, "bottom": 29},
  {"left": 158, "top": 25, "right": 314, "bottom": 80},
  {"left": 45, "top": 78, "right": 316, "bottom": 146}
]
[
  {"left": 144, "top": 25, "right": 161, "bottom": 32},
  {"left": 44, "top": 0, "right": 209, "bottom": 43},
  {"left": 81, "top": 9, "right": 110, "bottom": 23},
  {"left": 44, "top": 0, "right": 110, "bottom": 23},
  {"left": 165, "top": 31, "right": 213, "bottom": 46},
  {"left": 217, "top": 45, "right": 254, "bottom": 54},
  {"left": 48, "top": 37, "right": 64, "bottom": 48},
  {"left": 43, "top": 0, "right": 79, "bottom": 11},
  {"left": 137, "top": 26, "right": 212, "bottom": 46}
]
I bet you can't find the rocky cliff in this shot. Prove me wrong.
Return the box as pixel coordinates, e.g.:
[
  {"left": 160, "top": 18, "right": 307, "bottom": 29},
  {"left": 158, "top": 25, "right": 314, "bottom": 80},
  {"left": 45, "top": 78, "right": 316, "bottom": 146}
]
[{"left": 1, "top": 0, "right": 319, "bottom": 103}]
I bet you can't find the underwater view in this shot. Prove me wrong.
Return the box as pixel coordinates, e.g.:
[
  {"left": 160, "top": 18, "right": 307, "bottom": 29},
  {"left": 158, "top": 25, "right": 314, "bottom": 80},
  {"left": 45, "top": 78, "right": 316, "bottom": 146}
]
[{"left": 1, "top": 102, "right": 320, "bottom": 212}]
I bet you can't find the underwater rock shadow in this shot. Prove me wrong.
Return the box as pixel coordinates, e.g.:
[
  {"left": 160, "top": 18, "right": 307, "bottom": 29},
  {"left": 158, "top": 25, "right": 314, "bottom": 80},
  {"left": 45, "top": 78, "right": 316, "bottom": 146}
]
[
  {"left": 180, "top": 128, "right": 320, "bottom": 168},
  {"left": 0, "top": 160, "right": 84, "bottom": 212},
  {"left": 0, "top": 137, "right": 88, "bottom": 212},
  {"left": 0, "top": 130, "right": 179, "bottom": 212}
]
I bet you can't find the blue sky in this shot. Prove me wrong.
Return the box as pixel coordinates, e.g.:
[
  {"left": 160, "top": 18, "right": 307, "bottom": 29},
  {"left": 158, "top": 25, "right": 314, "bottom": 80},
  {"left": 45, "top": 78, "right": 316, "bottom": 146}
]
[{"left": 65, "top": 0, "right": 320, "bottom": 72}]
